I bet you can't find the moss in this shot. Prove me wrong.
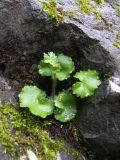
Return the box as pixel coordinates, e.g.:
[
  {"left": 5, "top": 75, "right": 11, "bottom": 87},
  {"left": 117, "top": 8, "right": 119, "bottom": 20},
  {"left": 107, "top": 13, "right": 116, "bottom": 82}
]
[
  {"left": 39, "top": 0, "right": 66, "bottom": 25},
  {"left": 76, "top": 0, "right": 103, "bottom": 19},
  {"left": 113, "top": 33, "right": 120, "bottom": 49},
  {"left": 113, "top": 40, "right": 120, "bottom": 49},
  {"left": 93, "top": 9, "right": 103, "bottom": 20},
  {"left": 0, "top": 103, "right": 64, "bottom": 159},
  {"left": 0, "top": 103, "right": 82, "bottom": 159},
  {"left": 77, "top": 0, "right": 91, "bottom": 15},
  {"left": 39, "top": 0, "right": 104, "bottom": 26},
  {"left": 116, "top": 5, "right": 120, "bottom": 17},
  {"left": 95, "top": 0, "right": 104, "bottom": 5}
]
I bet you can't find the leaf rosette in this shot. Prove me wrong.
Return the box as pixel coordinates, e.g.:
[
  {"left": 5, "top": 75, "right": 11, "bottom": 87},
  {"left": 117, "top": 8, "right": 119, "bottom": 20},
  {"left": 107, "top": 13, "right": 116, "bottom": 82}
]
[{"left": 19, "top": 52, "right": 101, "bottom": 123}]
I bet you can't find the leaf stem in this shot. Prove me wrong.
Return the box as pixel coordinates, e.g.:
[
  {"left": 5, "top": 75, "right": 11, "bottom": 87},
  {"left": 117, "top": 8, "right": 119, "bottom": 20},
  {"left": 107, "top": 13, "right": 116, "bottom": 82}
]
[{"left": 51, "top": 76, "right": 57, "bottom": 103}]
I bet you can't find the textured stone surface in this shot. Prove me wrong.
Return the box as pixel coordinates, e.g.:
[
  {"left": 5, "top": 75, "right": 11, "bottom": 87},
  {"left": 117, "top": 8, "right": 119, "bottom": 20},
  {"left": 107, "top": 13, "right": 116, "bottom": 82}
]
[
  {"left": 76, "top": 76, "right": 120, "bottom": 157},
  {"left": 0, "top": 76, "right": 15, "bottom": 160},
  {"left": 0, "top": 76, "right": 16, "bottom": 104},
  {"left": 0, "top": 0, "right": 120, "bottom": 159},
  {"left": 0, "top": 0, "right": 120, "bottom": 81}
]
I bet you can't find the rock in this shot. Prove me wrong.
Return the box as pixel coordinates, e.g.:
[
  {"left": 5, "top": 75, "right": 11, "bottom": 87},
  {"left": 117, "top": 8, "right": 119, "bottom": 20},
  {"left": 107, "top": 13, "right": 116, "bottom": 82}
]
[
  {"left": 76, "top": 76, "right": 120, "bottom": 158},
  {"left": 0, "top": 0, "right": 120, "bottom": 159},
  {"left": 0, "top": 76, "right": 16, "bottom": 104},
  {"left": 0, "top": 77, "right": 82, "bottom": 160},
  {"left": 0, "top": 76, "right": 16, "bottom": 160},
  {"left": 0, "top": 0, "right": 120, "bottom": 81},
  {"left": 57, "top": 143, "right": 86, "bottom": 160},
  {"left": 105, "top": 0, "right": 120, "bottom": 8},
  {"left": 57, "top": 152, "right": 75, "bottom": 160}
]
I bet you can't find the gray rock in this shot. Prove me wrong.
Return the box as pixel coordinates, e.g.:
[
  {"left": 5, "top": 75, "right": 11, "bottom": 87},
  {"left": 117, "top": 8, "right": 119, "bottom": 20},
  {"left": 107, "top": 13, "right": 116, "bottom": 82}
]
[
  {"left": 57, "top": 143, "right": 86, "bottom": 160},
  {"left": 0, "top": 76, "right": 16, "bottom": 104},
  {"left": 0, "top": 0, "right": 120, "bottom": 159},
  {"left": 0, "top": 76, "right": 16, "bottom": 160},
  {"left": 76, "top": 76, "right": 120, "bottom": 157},
  {"left": 57, "top": 152, "right": 75, "bottom": 160}
]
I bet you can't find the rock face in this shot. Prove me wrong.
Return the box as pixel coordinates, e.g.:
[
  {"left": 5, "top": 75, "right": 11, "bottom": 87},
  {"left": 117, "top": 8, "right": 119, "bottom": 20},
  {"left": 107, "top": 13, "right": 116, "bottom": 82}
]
[
  {"left": 76, "top": 76, "right": 120, "bottom": 158},
  {"left": 0, "top": 0, "right": 120, "bottom": 159}
]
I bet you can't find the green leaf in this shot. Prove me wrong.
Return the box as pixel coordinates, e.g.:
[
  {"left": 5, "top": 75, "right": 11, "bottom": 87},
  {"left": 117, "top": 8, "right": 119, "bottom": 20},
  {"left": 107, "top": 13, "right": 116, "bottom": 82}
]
[
  {"left": 38, "top": 52, "right": 75, "bottom": 81},
  {"left": 19, "top": 85, "right": 45, "bottom": 107},
  {"left": 29, "top": 97, "right": 53, "bottom": 118},
  {"left": 38, "top": 60, "right": 55, "bottom": 76},
  {"left": 38, "top": 52, "right": 60, "bottom": 77},
  {"left": 56, "top": 54, "right": 75, "bottom": 81},
  {"left": 54, "top": 92, "right": 77, "bottom": 122},
  {"left": 19, "top": 85, "right": 53, "bottom": 118},
  {"left": 72, "top": 82, "right": 94, "bottom": 98},
  {"left": 44, "top": 52, "right": 60, "bottom": 68},
  {"left": 72, "top": 70, "right": 101, "bottom": 98}
]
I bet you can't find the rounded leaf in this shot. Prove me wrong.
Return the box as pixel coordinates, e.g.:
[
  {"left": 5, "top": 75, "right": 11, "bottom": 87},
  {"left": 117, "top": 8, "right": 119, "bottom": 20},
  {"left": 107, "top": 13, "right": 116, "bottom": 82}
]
[
  {"left": 38, "top": 52, "right": 75, "bottom": 81},
  {"left": 38, "top": 52, "right": 60, "bottom": 77},
  {"left": 54, "top": 92, "right": 77, "bottom": 122},
  {"left": 72, "top": 70, "right": 101, "bottom": 98},
  {"left": 19, "top": 85, "right": 46, "bottom": 108},
  {"left": 72, "top": 82, "right": 94, "bottom": 99},
  {"left": 29, "top": 98, "right": 53, "bottom": 118},
  {"left": 56, "top": 54, "right": 75, "bottom": 81},
  {"left": 38, "top": 60, "right": 55, "bottom": 76},
  {"left": 44, "top": 52, "right": 59, "bottom": 67}
]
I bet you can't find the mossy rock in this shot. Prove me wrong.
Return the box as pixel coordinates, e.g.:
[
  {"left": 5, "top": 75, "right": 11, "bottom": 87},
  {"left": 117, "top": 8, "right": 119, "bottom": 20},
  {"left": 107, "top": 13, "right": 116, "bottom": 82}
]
[
  {"left": 0, "top": 103, "right": 85, "bottom": 160},
  {"left": 0, "top": 76, "right": 85, "bottom": 160},
  {"left": 0, "top": 103, "right": 63, "bottom": 159}
]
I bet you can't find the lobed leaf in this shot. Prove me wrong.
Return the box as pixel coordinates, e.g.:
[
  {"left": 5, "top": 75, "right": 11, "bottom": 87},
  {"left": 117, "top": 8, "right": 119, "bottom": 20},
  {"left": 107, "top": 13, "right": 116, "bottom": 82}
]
[
  {"left": 72, "top": 82, "right": 94, "bottom": 98},
  {"left": 44, "top": 52, "right": 60, "bottom": 68},
  {"left": 38, "top": 52, "right": 60, "bottom": 77},
  {"left": 38, "top": 52, "right": 75, "bottom": 81},
  {"left": 56, "top": 54, "right": 75, "bottom": 81},
  {"left": 54, "top": 92, "right": 77, "bottom": 122},
  {"left": 19, "top": 85, "right": 53, "bottom": 118},
  {"left": 19, "top": 85, "right": 45, "bottom": 108},
  {"left": 29, "top": 97, "right": 53, "bottom": 118},
  {"left": 72, "top": 70, "right": 101, "bottom": 98}
]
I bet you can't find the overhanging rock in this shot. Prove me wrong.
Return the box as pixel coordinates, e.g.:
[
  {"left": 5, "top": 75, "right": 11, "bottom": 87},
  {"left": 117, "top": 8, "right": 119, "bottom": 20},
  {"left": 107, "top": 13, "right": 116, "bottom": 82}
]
[{"left": 0, "top": 0, "right": 120, "bottom": 158}]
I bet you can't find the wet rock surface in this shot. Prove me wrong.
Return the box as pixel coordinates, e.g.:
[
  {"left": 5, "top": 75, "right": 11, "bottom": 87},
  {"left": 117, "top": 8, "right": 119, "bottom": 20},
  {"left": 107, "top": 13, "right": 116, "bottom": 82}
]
[{"left": 0, "top": 0, "right": 120, "bottom": 159}]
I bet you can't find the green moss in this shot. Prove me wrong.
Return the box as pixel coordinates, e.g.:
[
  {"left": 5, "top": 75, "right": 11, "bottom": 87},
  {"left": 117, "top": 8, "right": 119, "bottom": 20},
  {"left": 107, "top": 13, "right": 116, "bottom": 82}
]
[
  {"left": 93, "top": 9, "right": 103, "bottom": 20},
  {"left": 39, "top": 0, "right": 104, "bottom": 26},
  {"left": 0, "top": 103, "right": 64, "bottom": 159},
  {"left": 116, "top": 5, "right": 120, "bottom": 17},
  {"left": 0, "top": 103, "right": 82, "bottom": 159},
  {"left": 113, "top": 33, "right": 120, "bottom": 49},
  {"left": 113, "top": 40, "right": 120, "bottom": 49},
  {"left": 95, "top": 0, "right": 104, "bottom": 5},
  {"left": 39, "top": 0, "right": 66, "bottom": 25},
  {"left": 77, "top": 0, "right": 91, "bottom": 15},
  {"left": 77, "top": 0, "right": 103, "bottom": 20}
]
